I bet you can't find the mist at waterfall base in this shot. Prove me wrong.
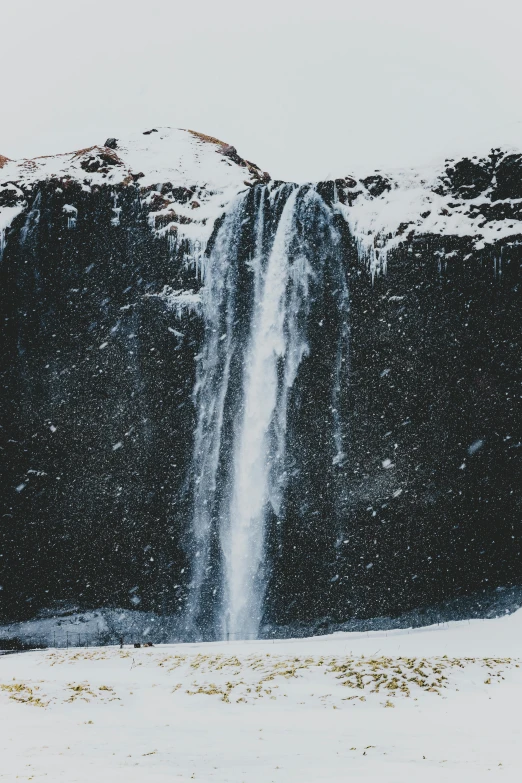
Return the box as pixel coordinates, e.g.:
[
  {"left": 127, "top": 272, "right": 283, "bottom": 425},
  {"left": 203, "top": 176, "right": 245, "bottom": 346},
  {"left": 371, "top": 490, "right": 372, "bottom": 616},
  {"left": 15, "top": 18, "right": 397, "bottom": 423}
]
[{"left": 0, "top": 177, "right": 521, "bottom": 643}]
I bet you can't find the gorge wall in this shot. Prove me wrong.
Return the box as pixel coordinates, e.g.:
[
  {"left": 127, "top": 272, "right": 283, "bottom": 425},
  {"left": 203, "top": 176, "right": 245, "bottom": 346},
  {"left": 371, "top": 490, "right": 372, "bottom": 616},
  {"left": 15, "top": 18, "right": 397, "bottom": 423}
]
[{"left": 0, "top": 129, "right": 521, "bottom": 639}]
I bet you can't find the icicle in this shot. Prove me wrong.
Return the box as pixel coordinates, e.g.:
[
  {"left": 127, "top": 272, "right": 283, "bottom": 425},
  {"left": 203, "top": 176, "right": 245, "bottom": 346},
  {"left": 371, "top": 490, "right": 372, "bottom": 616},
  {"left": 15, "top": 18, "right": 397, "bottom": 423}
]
[
  {"left": 20, "top": 192, "right": 41, "bottom": 244},
  {"left": 111, "top": 192, "right": 121, "bottom": 226},
  {"left": 63, "top": 204, "right": 77, "bottom": 230}
]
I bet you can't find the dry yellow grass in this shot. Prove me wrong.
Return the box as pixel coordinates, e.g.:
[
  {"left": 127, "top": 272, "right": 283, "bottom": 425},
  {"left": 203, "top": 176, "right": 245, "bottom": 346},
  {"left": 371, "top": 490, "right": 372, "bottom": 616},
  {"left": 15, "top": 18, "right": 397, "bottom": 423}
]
[
  {"left": 4, "top": 650, "right": 515, "bottom": 711},
  {"left": 185, "top": 129, "right": 229, "bottom": 147}
]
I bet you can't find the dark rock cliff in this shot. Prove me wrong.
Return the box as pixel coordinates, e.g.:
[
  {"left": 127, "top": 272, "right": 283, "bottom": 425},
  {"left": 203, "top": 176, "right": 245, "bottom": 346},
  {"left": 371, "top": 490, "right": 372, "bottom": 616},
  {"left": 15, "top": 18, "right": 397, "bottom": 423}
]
[{"left": 0, "top": 130, "right": 520, "bottom": 637}]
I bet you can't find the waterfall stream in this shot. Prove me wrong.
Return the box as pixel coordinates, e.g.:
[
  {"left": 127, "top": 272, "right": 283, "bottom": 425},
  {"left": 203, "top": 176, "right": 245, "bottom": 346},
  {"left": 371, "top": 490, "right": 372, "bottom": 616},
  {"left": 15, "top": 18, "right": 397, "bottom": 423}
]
[{"left": 186, "top": 183, "right": 347, "bottom": 640}]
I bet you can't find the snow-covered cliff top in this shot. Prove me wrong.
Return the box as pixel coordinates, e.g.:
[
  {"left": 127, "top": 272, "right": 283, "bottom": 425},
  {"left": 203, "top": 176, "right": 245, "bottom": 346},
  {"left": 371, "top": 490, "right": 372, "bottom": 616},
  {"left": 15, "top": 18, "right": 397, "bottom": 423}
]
[
  {"left": 2, "top": 128, "right": 522, "bottom": 276},
  {"left": 0, "top": 127, "right": 268, "bottom": 192},
  {"left": 0, "top": 127, "right": 269, "bottom": 257},
  {"left": 336, "top": 149, "right": 522, "bottom": 278}
]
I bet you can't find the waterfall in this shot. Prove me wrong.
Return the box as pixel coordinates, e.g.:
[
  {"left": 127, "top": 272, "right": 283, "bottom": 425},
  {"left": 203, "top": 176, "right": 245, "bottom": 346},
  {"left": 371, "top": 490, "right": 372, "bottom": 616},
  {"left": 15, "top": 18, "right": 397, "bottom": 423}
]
[
  {"left": 186, "top": 183, "right": 346, "bottom": 640},
  {"left": 222, "top": 186, "right": 305, "bottom": 639},
  {"left": 184, "top": 192, "right": 247, "bottom": 635}
]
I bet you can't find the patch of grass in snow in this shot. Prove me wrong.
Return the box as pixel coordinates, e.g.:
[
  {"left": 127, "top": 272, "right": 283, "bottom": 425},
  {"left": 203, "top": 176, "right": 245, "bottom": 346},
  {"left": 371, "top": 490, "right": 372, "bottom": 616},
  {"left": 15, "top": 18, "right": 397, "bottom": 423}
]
[
  {"left": 0, "top": 681, "right": 49, "bottom": 707},
  {"left": 4, "top": 650, "right": 518, "bottom": 712}
]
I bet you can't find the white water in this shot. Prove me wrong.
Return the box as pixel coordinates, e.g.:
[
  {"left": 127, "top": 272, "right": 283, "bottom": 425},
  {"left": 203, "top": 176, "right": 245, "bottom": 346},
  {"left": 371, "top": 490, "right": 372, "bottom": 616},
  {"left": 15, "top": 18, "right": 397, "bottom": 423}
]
[
  {"left": 185, "top": 194, "right": 245, "bottom": 632},
  {"left": 187, "top": 184, "right": 342, "bottom": 640},
  {"left": 221, "top": 187, "right": 314, "bottom": 639}
]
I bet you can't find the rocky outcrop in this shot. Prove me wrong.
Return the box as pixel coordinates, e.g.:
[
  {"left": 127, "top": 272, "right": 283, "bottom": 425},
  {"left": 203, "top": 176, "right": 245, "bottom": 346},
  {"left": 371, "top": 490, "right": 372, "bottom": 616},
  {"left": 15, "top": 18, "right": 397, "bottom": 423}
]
[
  {"left": 0, "top": 128, "right": 270, "bottom": 268},
  {"left": 493, "top": 153, "right": 522, "bottom": 200}
]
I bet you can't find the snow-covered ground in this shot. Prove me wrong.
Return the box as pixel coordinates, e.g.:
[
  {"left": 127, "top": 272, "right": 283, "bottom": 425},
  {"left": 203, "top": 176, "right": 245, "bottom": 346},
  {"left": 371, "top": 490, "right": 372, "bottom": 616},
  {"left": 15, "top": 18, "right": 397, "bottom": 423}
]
[{"left": 1, "top": 611, "right": 521, "bottom": 782}]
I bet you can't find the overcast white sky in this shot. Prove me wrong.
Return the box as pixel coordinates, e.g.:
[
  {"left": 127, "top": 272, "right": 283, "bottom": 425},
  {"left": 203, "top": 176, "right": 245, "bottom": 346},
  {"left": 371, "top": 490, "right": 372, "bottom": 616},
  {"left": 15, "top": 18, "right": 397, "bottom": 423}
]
[{"left": 1, "top": 0, "right": 522, "bottom": 181}]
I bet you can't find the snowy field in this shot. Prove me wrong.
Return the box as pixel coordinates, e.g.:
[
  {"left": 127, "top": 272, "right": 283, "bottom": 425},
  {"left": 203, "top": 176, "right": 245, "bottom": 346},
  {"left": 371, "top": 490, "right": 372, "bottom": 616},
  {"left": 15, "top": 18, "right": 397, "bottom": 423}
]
[{"left": 1, "top": 611, "right": 522, "bottom": 782}]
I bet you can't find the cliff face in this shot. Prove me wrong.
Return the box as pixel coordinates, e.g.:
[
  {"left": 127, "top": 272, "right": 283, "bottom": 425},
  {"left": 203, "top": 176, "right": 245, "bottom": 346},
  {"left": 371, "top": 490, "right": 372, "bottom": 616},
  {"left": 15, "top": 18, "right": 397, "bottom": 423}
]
[{"left": 0, "top": 129, "right": 520, "bottom": 637}]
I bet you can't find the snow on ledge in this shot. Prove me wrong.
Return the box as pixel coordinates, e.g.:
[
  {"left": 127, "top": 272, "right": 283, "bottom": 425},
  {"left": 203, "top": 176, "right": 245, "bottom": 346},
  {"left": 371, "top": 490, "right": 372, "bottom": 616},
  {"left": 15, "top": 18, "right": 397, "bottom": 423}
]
[{"left": 145, "top": 286, "right": 202, "bottom": 318}]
